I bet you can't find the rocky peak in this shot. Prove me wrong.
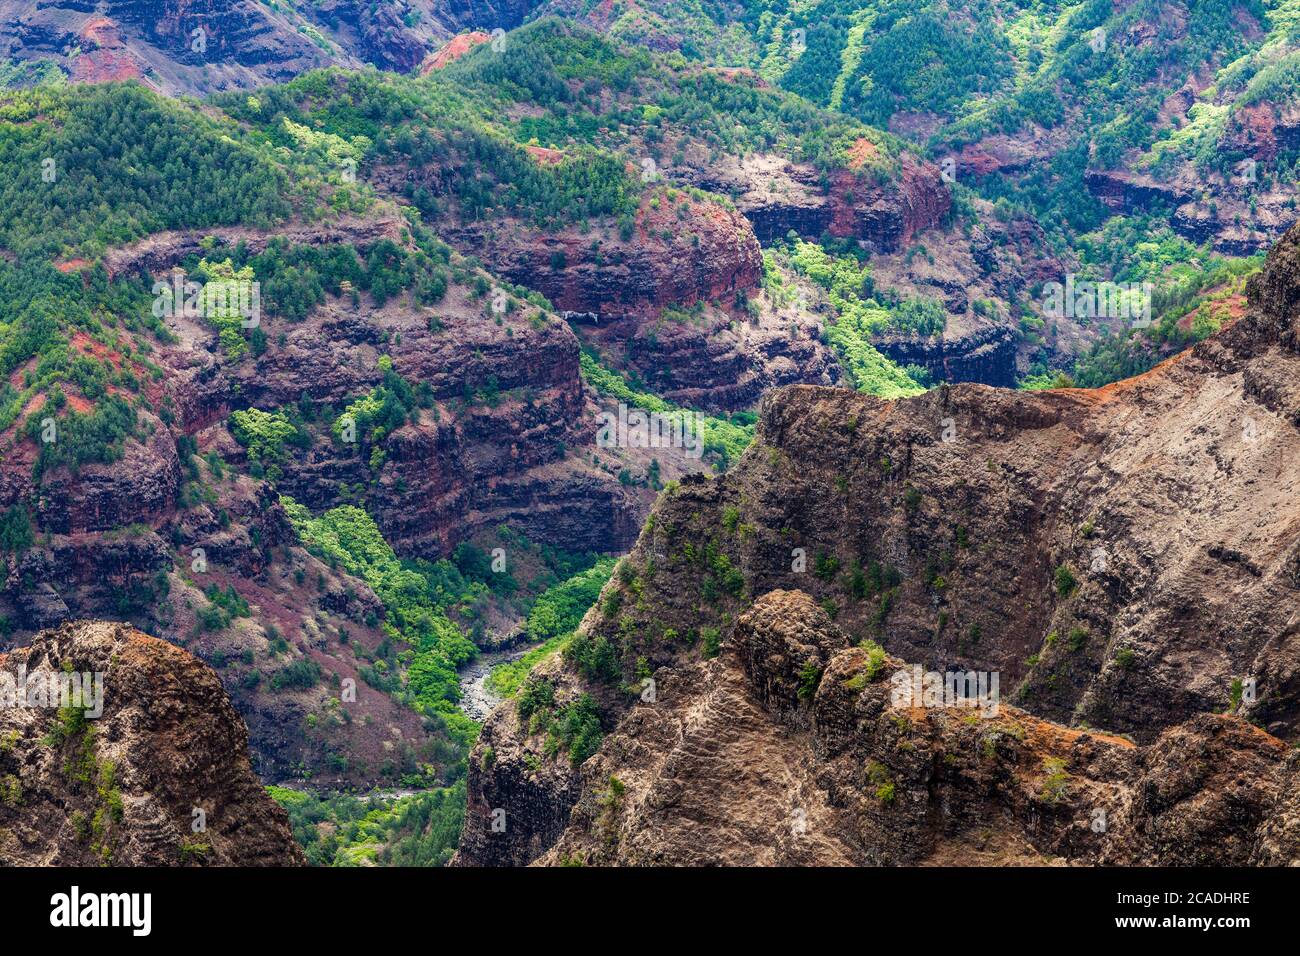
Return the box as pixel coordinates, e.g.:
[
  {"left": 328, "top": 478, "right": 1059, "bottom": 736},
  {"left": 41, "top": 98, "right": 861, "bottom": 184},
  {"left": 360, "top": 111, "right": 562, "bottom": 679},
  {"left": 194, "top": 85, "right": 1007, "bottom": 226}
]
[{"left": 0, "top": 620, "right": 305, "bottom": 865}]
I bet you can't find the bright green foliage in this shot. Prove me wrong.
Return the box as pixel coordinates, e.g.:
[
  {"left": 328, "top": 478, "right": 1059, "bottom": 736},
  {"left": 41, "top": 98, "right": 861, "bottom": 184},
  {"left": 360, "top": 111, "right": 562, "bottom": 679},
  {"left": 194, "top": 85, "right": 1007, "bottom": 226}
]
[
  {"left": 331, "top": 362, "right": 432, "bottom": 450},
  {"left": 229, "top": 407, "right": 300, "bottom": 479},
  {"left": 524, "top": 558, "right": 618, "bottom": 643},
  {"left": 193, "top": 259, "right": 257, "bottom": 358},
  {"left": 822, "top": 321, "right": 927, "bottom": 399},
  {"left": 1069, "top": 256, "right": 1262, "bottom": 388},
  {"left": 268, "top": 782, "right": 465, "bottom": 866},
  {"left": 580, "top": 349, "right": 754, "bottom": 470},
  {"left": 280, "top": 498, "right": 478, "bottom": 741},
  {"left": 487, "top": 558, "right": 617, "bottom": 698},
  {"left": 773, "top": 240, "right": 931, "bottom": 398},
  {"left": 787, "top": 239, "right": 945, "bottom": 336},
  {"left": 1019, "top": 371, "right": 1075, "bottom": 391}
]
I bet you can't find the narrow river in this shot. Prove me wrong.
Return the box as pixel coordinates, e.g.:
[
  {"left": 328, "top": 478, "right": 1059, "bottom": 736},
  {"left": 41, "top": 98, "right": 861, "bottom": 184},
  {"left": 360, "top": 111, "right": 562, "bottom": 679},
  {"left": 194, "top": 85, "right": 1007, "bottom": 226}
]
[{"left": 456, "top": 645, "right": 527, "bottom": 721}]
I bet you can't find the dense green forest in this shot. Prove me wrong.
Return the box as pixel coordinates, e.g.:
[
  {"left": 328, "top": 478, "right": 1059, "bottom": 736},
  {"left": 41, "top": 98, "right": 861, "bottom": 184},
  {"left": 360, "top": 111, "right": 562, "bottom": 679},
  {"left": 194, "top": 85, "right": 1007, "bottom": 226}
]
[
  {"left": 0, "top": 84, "right": 291, "bottom": 259},
  {"left": 268, "top": 782, "right": 466, "bottom": 866}
]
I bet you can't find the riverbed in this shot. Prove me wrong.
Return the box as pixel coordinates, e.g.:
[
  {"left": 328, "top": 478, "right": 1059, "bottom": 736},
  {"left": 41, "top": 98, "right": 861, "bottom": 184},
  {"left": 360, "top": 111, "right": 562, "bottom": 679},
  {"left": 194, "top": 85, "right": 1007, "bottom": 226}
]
[{"left": 456, "top": 645, "right": 527, "bottom": 721}]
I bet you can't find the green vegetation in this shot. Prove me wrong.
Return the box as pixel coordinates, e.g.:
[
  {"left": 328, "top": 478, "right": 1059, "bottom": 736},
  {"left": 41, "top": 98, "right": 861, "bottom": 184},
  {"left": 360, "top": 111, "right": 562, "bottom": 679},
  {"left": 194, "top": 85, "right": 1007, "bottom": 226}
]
[
  {"left": 229, "top": 407, "right": 303, "bottom": 482},
  {"left": 797, "top": 660, "right": 823, "bottom": 700},
  {"left": 1040, "top": 756, "right": 1070, "bottom": 802},
  {"left": 487, "top": 558, "right": 617, "bottom": 698},
  {"left": 847, "top": 639, "right": 889, "bottom": 688},
  {"left": 42, "top": 698, "right": 123, "bottom": 862},
  {"left": 0, "top": 505, "right": 33, "bottom": 557},
  {"left": 268, "top": 783, "right": 465, "bottom": 866},
  {"left": 1069, "top": 256, "right": 1261, "bottom": 388},
  {"left": 866, "top": 758, "right": 896, "bottom": 804},
  {"left": 765, "top": 240, "right": 928, "bottom": 399},
  {"left": 1054, "top": 564, "right": 1078, "bottom": 598},
  {"left": 787, "top": 239, "right": 946, "bottom": 337},
  {"left": 516, "top": 677, "right": 604, "bottom": 766},
  {"left": 213, "top": 34, "right": 639, "bottom": 233},
  {"left": 0, "top": 83, "right": 290, "bottom": 259},
  {"left": 545, "top": 693, "right": 604, "bottom": 764},
  {"left": 280, "top": 498, "right": 478, "bottom": 743},
  {"left": 580, "top": 349, "right": 754, "bottom": 470}
]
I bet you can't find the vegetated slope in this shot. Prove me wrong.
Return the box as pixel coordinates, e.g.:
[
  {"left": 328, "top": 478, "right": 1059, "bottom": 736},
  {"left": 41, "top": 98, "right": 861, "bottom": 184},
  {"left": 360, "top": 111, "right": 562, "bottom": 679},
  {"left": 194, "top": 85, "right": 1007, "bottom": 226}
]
[
  {"left": 456, "top": 218, "right": 1300, "bottom": 866},
  {"left": 0, "top": 0, "right": 548, "bottom": 95},
  {"left": 3, "top": 14, "right": 1080, "bottom": 393},
  {"left": 216, "top": 19, "right": 1070, "bottom": 399},
  {"left": 7, "top": 6, "right": 1295, "bottom": 384},
  {"left": 0, "top": 78, "right": 671, "bottom": 792},
  {"left": 523, "top": 2, "right": 1300, "bottom": 386},
  {"left": 0, "top": 620, "right": 305, "bottom": 865},
  {"left": 537, "top": 1, "right": 1300, "bottom": 255}
]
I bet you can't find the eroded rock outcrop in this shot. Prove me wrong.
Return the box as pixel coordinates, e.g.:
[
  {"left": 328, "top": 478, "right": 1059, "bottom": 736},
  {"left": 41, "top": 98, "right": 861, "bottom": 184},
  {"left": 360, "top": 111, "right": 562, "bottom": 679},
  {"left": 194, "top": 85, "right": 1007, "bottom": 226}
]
[
  {"left": 0, "top": 620, "right": 305, "bottom": 865},
  {"left": 460, "top": 592, "right": 1300, "bottom": 865},
  {"left": 457, "top": 220, "right": 1300, "bottom": 866},
  {"left": 439, "top": 190, "right": 762, "bottom": 322},
  {"left": 679, "top": 149, "right": 950, "bottom": 254}
]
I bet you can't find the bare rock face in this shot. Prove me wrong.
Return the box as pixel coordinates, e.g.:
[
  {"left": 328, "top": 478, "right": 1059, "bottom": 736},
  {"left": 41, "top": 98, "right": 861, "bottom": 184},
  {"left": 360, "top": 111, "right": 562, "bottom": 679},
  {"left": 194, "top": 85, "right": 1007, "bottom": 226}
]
[
  {"left": 732, "top": 589, "right": 846, "bottom": 727},
  {"left": 460, "top": 591, "right": 1300, "bottom": 866},
  {"left": 457, "top": 221, "right": 1300, "bottom": 866},
  {"left": 441, "top": 192, "right": 763, "bottom": 322},
  {"left": 0, "top": 621, "right": 304, "bottom": 865},
  {"left": 680, "top": 149, "right": 951, "bottom": 255},
  {"left": 874, "top": 325, "right": 1019, "bottom": 388}
]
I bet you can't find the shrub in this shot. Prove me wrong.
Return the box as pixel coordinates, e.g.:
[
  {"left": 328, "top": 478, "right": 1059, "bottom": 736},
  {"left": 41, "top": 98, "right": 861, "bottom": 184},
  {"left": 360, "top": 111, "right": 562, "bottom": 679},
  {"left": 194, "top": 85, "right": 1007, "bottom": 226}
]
[
  {"left": 797, "top": 661, "right": 822, "bottom": 701},
  {"left": 1054, "top": 564, "right": 1078, "bottom": 597},
  {"left": 517, "top": 675, "right": 556, "bottom": 722},
  {"left": 271, "top": 658, "right": 322, "bottom": 691},
  {"left": 545, "top": 694, "right": 602, "bottom": 765},
  {"left": 700, "top": 626, "right": 721, "bottom": 659},
  {"left": 564, "top": 631, "right": 621, "bottom": 684}
]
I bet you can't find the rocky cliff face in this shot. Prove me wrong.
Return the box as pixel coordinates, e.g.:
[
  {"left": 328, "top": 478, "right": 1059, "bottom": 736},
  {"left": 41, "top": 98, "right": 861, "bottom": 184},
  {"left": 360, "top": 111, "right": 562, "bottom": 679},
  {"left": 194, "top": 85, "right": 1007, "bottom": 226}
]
[
  {"left": 874, "top": 325, "right": 1018, "bottom": 388},
  {"left": 521, "top": 592, "right": 1300, "bottom": 865},
  {"left": 441, "top": 190, "right": 762, "bottom": 323},
  {"left": 679, "top": 149, "right": 950, "bottom": 255},
  {"left": 2, "top": 217, "right": 653, "bottom": 786},
  {"left": 406, "top": 174, "right": 832, "bottom": 410},
  {"left": 677, "top": 146, "right": 1072, "bottom": 384},
  {"left": 0, "top": 620, "right": 305, "bottom": 865},
  {"left": 456, "top": 220, "right": 1300, "bottom": 866}
]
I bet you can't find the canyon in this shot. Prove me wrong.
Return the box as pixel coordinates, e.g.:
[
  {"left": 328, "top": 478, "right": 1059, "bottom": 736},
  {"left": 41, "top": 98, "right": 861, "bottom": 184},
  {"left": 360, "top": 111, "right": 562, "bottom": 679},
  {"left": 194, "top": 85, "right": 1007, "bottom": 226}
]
[
  {"left": 2, "top": 3, "right": 1300, "bottom": 872},
  {"left": 456, "top": 217, "right": 1300, "bottom": 865}
]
